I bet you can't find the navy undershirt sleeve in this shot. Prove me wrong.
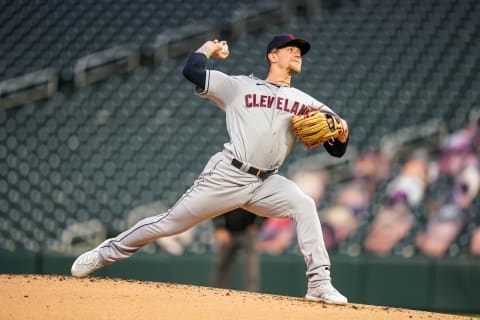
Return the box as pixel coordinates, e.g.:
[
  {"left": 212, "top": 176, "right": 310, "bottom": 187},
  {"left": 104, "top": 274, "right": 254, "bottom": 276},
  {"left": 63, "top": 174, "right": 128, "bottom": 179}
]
[
  {"left": 323, "top": 138, "right": 348, "bottom": 157},
  {"left": 182, "top": 52, "right": 207, "bottom": 89}
]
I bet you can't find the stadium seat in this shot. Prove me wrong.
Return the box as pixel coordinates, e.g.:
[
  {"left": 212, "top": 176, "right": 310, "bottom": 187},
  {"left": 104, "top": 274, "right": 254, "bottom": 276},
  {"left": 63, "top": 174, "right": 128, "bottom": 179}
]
[{"left": 1, "top": 0, "right": 479, "bottom": 255}]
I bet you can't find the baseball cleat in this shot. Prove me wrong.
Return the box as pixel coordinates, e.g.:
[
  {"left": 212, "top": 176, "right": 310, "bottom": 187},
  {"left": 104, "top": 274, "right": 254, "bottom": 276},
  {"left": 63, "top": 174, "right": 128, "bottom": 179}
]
[
  {"left": 305, "top": 282, "right": 348, "bottom": 305},
  {"left": 71, "top": 249, "right": 107, "bottom": 278}
]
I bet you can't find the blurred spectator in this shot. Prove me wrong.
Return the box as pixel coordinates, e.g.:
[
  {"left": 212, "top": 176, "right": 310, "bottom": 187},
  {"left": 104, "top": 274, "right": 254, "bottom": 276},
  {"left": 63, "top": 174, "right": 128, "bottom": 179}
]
[
  {"left": 256, "top": 217, "right": 296, "bottom": 255},
  {"left": 56, "top": 219, "right": 107, "bottom": 255},
  {"left": 319, "top": 181, "right": 369, "bottom": 250},
  {"left": 290, "top": 169, "right": 328, "bottom": 207},
  {"left": 350, "top": 150, "right": 390, "bottom": 197},
  {"left": 470, "top": 226, "right": 480, "bottom": 256},
  {"left": 416, "top": 117, "right": 479, "bottom": 257},
  {"left": 438, "top": 121, "right": 479, "bottom": 177},
  {"left": 309, "top": 150, "right": 389, "bottom": 251},
  {"left": 56, "top": 201, "right": 198, "bottom": 256},
  {"left": 210, "top": 208, "right": 262, "bottom": 292},
  {"left": 363, "top": 150, "right": 430, "bottom": 255},
  {"left": 416, "top": 157, "right": 479, "bottom": 257}
]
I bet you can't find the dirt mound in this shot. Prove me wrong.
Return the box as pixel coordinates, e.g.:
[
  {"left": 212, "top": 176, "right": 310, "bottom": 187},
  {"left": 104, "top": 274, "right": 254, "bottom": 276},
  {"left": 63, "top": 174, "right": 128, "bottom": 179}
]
[{"left": 0, "top": 274, "right": 471, "bottom": 320}]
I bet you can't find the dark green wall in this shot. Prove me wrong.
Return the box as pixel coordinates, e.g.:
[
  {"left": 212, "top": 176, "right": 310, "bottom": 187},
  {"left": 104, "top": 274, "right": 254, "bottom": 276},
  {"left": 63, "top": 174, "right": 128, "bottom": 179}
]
[{"left": 1, "top": 250, "right": 479, "bottom": 313}]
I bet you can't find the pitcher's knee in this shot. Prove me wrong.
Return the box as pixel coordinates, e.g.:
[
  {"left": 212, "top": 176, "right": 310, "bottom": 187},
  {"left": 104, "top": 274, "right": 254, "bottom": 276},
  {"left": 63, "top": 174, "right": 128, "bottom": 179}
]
[{"left": 291, "top": 195, "right": 317, "bottom": 219}]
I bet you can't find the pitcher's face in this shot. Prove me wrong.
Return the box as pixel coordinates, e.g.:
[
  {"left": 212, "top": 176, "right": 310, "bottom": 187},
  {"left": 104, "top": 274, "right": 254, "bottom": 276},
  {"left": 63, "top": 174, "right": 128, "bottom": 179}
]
[{"left": 270, "top": 46, "right": 302, "bottom": 74}]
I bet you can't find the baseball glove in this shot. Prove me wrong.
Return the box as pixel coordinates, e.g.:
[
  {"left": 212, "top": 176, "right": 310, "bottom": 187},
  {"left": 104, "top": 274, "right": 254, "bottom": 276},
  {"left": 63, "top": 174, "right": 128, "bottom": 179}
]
[{"left": 291, "top": 111, "right": 345, "bottom": 149}]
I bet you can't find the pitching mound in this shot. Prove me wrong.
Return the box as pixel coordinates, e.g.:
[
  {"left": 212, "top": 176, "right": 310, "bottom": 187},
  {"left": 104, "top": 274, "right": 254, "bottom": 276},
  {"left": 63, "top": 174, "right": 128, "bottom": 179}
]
[{"left": 0, "top": 274, "right": 471, "bottom": 320}]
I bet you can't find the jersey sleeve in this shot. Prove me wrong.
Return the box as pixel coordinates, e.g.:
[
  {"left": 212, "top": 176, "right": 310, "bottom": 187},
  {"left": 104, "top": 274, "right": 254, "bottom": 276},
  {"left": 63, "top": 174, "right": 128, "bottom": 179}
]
[
  {"left": 195, "top": 70, "right": 238, "bottom": 110},
  {"left": 309, "top": 98, "right": 338, "bottom": 117}
]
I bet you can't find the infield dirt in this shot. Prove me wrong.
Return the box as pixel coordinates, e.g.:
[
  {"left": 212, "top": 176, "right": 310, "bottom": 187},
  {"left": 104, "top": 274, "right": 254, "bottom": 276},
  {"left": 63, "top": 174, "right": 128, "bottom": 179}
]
[{"left": 0, "top": 274, "right": 473, "bottom": 320}]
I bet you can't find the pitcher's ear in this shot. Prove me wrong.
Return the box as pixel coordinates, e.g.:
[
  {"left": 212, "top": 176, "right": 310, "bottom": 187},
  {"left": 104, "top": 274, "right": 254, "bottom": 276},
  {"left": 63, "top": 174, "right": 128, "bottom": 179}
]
[{"left": 268, "top": 52, "right": 277, "bottom": 63}]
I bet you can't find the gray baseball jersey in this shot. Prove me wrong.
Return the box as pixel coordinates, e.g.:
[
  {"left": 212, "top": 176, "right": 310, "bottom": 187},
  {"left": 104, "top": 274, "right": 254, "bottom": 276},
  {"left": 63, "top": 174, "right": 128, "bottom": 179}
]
[
  {"left": 200, "top": 71, "right": 337, "bottom": 170},
  {"left": 95, "top": 69, "right": 337, "bottom": 287}
]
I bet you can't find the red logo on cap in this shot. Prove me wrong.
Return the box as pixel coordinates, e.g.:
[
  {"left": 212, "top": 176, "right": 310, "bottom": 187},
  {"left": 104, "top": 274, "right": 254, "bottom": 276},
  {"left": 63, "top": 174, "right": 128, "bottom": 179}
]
[{"left": 288, "top": 34, "right": 295, "bottom": 40}]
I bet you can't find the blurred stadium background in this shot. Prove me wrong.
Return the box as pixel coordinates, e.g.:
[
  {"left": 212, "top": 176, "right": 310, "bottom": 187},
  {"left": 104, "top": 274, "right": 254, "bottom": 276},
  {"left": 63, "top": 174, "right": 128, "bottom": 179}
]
[{"left": 0, "top": 0, "right": 479, "bottom": 314}]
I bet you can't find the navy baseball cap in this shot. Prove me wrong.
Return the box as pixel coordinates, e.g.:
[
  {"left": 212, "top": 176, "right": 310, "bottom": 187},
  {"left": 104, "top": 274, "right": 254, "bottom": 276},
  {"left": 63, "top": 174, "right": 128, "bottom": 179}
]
[{"left": 267, "top": 34, "right": 311, "bottom": 56}]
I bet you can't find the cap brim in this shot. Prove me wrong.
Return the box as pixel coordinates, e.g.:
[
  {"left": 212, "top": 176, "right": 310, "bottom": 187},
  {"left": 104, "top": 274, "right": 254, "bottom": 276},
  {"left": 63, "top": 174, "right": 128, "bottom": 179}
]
[{"left": 279, "top": 39, "right": 311, "bottom": 55}]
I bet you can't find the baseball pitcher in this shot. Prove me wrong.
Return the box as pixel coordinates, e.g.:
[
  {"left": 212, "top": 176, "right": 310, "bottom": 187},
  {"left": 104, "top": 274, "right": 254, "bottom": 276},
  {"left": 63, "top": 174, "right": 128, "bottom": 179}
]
[{"left": 71, "top": 34, "right": 349, "bottom": 305}]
